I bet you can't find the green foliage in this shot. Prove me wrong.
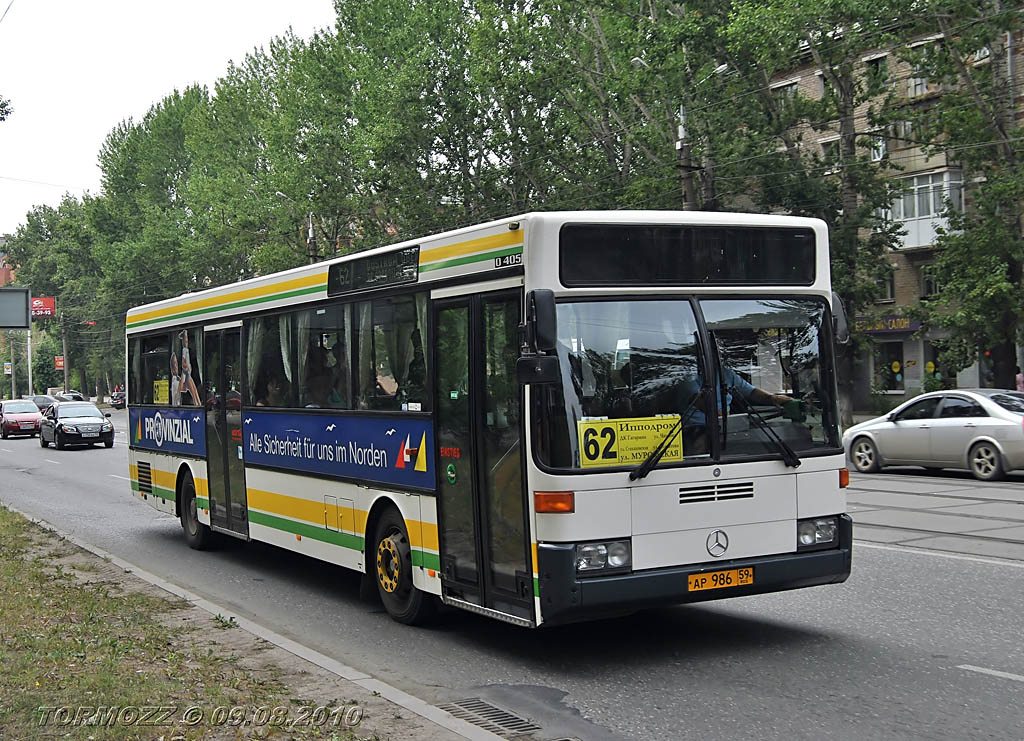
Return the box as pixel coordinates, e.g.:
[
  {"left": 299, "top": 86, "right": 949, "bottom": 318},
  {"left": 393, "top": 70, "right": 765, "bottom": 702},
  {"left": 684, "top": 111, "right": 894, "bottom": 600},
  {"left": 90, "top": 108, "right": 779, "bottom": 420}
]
[
  {"left": 900, "top": 1, "right": 1024, "bottom": 386},
  {"left": 1, "top": 0, "right": 1015, "bottom": 400},
  {"left": 0, "top": 95, "right": 10, "bottom": 121}
]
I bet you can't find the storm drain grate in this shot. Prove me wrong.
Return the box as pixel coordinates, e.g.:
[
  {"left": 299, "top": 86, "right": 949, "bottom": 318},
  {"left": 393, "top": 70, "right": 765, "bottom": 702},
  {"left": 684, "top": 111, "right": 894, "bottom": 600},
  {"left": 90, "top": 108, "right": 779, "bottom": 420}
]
[
  {"left": 137, "top": 461, "right": 153, "bottom": 495},
  {"left": 437, "top": 698, "right": 541, "bottom": 738}
]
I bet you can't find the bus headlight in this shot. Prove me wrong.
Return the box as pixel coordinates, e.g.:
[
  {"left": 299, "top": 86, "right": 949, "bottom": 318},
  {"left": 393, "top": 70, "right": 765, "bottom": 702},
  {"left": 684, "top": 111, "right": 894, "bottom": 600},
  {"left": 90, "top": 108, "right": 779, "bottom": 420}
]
[
  {"left": 797, "top": 517, "right": 839, "bottom": 551},
  {"left": 575, "top": 540, "right": 631, "bottom": 574}
]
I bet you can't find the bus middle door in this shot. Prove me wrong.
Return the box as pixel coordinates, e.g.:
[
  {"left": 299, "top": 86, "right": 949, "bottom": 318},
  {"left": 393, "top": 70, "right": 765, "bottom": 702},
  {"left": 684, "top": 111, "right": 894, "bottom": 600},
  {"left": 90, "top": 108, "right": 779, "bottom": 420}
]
[{"left": 433, "top": 290, "right": 533, "bottom": 623}]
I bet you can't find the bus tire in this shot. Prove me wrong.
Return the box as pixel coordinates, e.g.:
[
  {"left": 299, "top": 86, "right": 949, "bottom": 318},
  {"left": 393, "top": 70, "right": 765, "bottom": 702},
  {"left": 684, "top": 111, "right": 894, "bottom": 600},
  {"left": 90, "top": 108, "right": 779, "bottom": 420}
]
[
  {"left": 373, "top": 508, "right": 436, "bottom": 625},
  {"left": 179, "top": 474, "right": 212, "bottom": 550}
]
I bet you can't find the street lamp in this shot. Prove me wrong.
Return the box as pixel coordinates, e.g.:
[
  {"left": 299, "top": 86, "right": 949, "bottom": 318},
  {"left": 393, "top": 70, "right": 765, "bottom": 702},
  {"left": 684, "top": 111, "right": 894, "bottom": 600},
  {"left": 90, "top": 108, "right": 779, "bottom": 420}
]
[
  {"left": 274, "top": 191, "right": 318, "bottom": 264},
  {"left": 630, "top": 58, "right": 728, "bottom": 210}
]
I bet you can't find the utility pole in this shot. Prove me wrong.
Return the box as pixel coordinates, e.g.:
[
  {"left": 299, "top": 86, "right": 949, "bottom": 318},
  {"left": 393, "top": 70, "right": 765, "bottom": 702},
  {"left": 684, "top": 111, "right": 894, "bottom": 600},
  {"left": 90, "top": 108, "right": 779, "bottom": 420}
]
[
  {"left": 9, "top": 330, "right": 15, "bottom": 398},
  {"left": 61, "top": 311, "right": 69, "bottom": 393},
  {"left": 306, "top": 212, "right": 318, "bottom": 264},
  {"left": 676, "top": 103, "right": 698, "bottom": 211}
]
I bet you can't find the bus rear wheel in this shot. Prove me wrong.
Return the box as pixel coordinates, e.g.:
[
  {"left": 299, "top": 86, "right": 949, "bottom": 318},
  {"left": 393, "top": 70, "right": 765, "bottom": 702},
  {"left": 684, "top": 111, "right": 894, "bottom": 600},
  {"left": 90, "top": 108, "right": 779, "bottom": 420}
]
[
  {"left": 373, "top": 509, "right": 435, "bottom": 625},
  {"left": 179, "top": 474, "right": 212, "bottom": 550}
]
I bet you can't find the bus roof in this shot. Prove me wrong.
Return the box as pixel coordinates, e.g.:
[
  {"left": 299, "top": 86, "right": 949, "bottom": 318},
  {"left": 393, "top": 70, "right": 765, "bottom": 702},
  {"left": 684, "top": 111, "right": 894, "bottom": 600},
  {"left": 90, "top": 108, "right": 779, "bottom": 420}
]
[{"left": 125, "top": 210, "right": 826, "bottom": 334}]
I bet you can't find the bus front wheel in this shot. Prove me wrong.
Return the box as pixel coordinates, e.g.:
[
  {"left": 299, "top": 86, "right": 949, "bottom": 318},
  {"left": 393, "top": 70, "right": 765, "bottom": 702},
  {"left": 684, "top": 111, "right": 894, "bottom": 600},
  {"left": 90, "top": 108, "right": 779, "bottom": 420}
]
[
  {"left": 180, "top": 474, "right": 212, "bottom": 550},
  {"left": 373, "top": 509, "right": 435, "bottom": 625}
]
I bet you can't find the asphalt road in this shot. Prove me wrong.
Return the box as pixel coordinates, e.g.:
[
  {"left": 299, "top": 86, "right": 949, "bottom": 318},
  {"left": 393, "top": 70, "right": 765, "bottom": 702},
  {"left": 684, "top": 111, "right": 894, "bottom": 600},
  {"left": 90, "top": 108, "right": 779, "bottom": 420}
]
[{"left": 2, "top": 411, "right": 1023, "bottom": 740}]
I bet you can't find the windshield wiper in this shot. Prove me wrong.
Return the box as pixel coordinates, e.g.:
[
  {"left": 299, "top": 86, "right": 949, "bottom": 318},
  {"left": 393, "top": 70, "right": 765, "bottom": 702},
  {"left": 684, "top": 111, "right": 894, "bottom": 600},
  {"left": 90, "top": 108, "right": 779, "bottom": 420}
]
[
  {"left": 728, "top": 388, "right": 802, "bottom": 468},
  {"left": 629, "top": 387, "right": 707, "bottom": 481}
]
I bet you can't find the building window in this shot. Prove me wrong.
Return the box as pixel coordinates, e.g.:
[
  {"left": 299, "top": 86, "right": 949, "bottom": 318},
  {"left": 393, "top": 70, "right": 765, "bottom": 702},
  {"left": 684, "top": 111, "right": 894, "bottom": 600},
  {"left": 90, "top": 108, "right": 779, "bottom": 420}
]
[
  {"left": 819, "top": 137, "right": 840, "bottom": 175},
  {"left": 873, "top": 342, "right": 905, "bottom": 392},
  {"left": 877, "top": 271, "right": 895, "bottom": 302},
  {"left": 891, "top": 170, "right": 962, "bottom": 221},
  {"left": 922, "top": 268, "right": 940, "bottom": 299},
  {"left": 891, "top": 120, "right": 915, "bottom": 150},
  {"left": 866, "top": 56, "right": 889, "bottom": 87},
  {"left": 771, "top": 80, "right": 799, "bottom": 100},
  {"left": 922, "top": 342, "right": 954, "bottom": 390},
  {"left": 868, "top": 130, "right": 887, "bottom": 162}
]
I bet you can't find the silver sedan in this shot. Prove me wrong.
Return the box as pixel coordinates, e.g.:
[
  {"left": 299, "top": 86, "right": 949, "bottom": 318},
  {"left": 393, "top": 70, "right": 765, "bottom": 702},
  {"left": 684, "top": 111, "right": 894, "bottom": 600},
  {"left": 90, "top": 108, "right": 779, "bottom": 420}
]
[{"left": 843, "top": 389, "right": 1024, "bottom": 481}]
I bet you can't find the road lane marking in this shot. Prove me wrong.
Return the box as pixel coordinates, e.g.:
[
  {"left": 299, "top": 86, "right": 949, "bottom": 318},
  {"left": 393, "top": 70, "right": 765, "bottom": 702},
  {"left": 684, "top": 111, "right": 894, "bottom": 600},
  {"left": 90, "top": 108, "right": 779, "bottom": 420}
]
[
  {"left": 44, "top": 459, "right": 61, "bottom": 465},
  {"left": 857, "top": 541, "right": 1024, "bottom": 569},
  {"left": 0, "top": 448, "right": 11, "bottom": 452},
  {"left": 958, "top": 665, "right": 1024, "bottom": 683},
  {"left": 109, "top": 474, "right": 132, "bottom": 481}
]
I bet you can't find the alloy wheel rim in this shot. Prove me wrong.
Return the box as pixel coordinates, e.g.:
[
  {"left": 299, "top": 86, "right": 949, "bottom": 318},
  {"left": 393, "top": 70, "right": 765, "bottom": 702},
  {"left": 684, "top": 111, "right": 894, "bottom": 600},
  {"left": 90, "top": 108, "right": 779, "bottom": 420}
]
[
  {"left": 854, "top": 441, "right": 874, "bottom": 470},
  {"left": 973, "top": 447, "right": 996, "bottom": 476}
]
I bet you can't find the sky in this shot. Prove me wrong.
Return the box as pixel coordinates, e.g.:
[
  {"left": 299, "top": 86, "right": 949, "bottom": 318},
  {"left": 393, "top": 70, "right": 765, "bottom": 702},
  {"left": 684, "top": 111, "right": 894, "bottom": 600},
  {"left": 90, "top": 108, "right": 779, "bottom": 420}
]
[{"left": 0, "top": 0, "right": 338, "bottom": 238}]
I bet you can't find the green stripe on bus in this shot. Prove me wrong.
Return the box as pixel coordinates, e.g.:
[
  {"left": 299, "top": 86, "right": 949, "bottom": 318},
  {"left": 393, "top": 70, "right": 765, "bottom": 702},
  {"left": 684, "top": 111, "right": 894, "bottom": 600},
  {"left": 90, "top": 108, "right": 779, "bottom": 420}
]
[
  {"left": 248, "top": 509, "right": 365, "bottom": 551},
  {"left": 533, "top": 577, "right": 539, "bottom": 598},
  {"left": 196, "top": 497, "right": 209, "bottom": 509},
  {"left": 126, "top": 285, "right": 325, "bottom": 329},
  {"left": 411, "top": 549, "right": 441, "bottom": 571},
  {"left": 419, "top": 245, "right": 522, "bottom": 272},
  {"left": 129, "top": 479, "right": 176, "bottom": 501}
]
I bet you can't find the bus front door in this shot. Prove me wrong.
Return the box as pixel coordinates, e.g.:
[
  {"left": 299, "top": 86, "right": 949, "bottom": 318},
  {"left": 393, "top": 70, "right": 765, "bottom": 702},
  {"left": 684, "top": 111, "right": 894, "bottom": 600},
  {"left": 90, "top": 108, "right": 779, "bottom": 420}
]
[
  {"left": 434, "top": 292, "right": 533, "bottom": 623},
  {"left": 203, "top": 326, "right": 249, "bottom": 537}
]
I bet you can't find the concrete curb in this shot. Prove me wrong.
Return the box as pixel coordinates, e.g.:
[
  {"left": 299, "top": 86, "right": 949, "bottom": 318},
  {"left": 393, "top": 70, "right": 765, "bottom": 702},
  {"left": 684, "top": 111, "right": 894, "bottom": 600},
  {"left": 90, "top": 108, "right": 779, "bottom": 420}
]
[{"left": 3, "top": 503, "right": 502, "bottom": 741}]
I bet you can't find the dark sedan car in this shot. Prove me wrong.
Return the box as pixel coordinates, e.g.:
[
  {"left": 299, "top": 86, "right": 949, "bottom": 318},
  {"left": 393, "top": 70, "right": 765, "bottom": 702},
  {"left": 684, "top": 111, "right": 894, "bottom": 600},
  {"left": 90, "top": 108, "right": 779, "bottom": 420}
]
[
  {"left": 30, "top": 394, "right": 60, "bottom": 411},
  {"left": 39, "top": 401, "right": 114, "bottom": 449},
  {"left": 109, "top": 391, "right": 126, "bottom": 409},
  {"left": 55, "top": 390, "right": 85, "bottom": 402},
  {"left": 1, "top": 399, "right": 43, "bottom": 438}
]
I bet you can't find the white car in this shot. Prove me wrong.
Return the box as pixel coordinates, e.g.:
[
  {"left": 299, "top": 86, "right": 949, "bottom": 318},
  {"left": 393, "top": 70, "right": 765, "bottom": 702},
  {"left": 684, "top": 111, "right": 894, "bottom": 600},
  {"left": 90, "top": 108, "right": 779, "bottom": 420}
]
[{"left": 843, "top": 389, "right": 1024, "bottom": 481}]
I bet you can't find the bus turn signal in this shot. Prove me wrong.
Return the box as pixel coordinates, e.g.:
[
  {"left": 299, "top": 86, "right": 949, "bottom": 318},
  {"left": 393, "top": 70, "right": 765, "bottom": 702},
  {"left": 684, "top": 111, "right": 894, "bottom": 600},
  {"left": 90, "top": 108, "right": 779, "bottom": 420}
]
[
  {"left": 839, "top": 468, "right": 849, "bottom": 488},
  {"left": 535, "top": 491, "right": 575, "bottom": 513}
]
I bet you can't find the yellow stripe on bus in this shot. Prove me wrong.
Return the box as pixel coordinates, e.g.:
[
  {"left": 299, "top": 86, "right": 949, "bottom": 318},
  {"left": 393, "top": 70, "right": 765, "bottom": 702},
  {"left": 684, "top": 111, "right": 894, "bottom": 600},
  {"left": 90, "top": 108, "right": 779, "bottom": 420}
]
[
  {"left": 246, "top": 487, "right": 439, "bottom": 550},
  {"left": 419, "top": 230, "right": 522, "bottom": 266},
  {"left": 128, "top": 463, "right": 177, "bottom": 491},
  {"left": 126, "top": 272, "right": 327, "bottom": 325}
]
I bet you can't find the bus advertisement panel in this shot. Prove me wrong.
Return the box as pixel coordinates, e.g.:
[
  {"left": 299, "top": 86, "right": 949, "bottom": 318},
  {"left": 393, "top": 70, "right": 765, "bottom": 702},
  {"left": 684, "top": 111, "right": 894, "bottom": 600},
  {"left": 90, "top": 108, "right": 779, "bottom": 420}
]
[{"left": 242, "top": 412, "right": 435, "bottom": 490}]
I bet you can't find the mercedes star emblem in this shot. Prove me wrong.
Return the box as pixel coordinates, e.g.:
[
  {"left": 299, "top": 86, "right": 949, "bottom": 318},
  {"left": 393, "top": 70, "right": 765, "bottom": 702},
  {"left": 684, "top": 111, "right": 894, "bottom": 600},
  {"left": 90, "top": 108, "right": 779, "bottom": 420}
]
[{"left": 706, "top": 529, "right": 729, "bottom": 557}]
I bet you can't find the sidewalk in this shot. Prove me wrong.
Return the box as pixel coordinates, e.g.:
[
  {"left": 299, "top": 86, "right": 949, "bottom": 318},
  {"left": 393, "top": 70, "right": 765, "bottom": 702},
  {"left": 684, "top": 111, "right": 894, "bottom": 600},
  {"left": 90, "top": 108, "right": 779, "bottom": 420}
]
[
  {"left": 848, "top": 471, "right": 1024, "bottom": 560},
  {"left": 1, "top": 504, "right": 495, "bottom": 741}
]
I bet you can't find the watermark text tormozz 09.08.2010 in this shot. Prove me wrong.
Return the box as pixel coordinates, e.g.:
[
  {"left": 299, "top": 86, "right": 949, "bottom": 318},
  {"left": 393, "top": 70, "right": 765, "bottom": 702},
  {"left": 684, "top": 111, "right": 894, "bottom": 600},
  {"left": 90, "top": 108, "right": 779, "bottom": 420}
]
[{"left": 37, "top": 704, "right": 363, "bottom": 730}]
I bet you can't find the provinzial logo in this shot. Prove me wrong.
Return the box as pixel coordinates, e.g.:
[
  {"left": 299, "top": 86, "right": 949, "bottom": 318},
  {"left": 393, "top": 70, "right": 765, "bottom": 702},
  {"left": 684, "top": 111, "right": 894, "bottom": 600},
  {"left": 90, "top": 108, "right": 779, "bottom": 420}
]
[{"left": 143, "top": 411, "right": 195, "bottom": 448}]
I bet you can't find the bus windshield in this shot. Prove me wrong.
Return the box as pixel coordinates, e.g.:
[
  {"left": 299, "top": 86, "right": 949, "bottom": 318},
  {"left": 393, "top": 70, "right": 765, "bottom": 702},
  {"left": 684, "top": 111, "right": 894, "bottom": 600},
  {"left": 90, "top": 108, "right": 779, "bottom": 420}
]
[{"left": 534, "top": 297, "right": 840, "bottom": 470}]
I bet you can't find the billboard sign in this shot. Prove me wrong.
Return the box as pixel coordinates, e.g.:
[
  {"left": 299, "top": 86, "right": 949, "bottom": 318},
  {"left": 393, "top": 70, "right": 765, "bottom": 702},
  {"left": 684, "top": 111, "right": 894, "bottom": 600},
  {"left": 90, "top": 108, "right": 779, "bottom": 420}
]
[
  {"left": 30, "top": 296, "right": 56, "bottom": 317},
  {"left": 0, "top": 287, "right": 30, "bottom": 329}
]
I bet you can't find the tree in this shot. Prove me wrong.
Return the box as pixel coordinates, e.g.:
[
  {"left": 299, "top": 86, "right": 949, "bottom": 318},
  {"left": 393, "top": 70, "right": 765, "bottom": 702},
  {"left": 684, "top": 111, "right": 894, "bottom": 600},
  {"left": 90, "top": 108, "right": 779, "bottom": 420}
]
[{"left": 903, "top": 1, "right": 1023, "bottom": 388}]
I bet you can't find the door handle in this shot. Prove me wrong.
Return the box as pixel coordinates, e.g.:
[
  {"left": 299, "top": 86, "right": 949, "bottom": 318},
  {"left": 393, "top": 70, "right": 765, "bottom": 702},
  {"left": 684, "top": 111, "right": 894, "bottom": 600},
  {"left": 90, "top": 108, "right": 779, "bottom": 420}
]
[
  {"left": 918, "top": 424, "right": 930, "bottom": 429},
  {"left": 964, "top": 422, "right": 976, "bottom": 427}
]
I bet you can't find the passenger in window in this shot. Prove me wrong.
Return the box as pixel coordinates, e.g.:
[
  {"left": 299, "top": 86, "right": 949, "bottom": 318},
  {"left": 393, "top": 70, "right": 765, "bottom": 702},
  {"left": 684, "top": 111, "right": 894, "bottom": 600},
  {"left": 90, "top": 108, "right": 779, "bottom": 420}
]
[{"left": 256, "top": 375, "right": 288, "bottom": 407}]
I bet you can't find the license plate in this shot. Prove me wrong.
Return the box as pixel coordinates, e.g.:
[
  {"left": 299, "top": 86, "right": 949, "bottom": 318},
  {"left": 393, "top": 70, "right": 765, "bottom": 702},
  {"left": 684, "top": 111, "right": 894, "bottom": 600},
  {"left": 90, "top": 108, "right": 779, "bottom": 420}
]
[
  {"left": 81, "top": 432, "right": 99, "bottom": 438},
  {"left": 19, "top": 422, "right": 34, "bottom": 429},
  {"left": 687, "top": 567, "right": 754, "bottom": 592}
]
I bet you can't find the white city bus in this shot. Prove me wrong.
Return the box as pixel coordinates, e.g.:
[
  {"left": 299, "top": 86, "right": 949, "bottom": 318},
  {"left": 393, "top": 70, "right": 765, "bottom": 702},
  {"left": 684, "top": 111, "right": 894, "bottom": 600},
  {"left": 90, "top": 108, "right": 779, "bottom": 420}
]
[{"left": 126, "top": 211, "right": 851, "bottom": 627}]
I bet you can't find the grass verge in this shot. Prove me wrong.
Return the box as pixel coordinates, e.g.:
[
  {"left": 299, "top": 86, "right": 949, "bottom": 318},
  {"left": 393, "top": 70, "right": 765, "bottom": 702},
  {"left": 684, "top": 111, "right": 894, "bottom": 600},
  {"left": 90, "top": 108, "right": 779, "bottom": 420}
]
[{"left": 0, "top": 505, "right": 364, "bottom": 740}]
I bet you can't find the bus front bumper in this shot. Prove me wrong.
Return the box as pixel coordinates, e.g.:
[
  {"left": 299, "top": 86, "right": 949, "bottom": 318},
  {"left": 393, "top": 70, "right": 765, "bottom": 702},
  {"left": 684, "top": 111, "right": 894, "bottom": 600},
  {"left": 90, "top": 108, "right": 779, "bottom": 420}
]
[{"left": 536, "top": 514, "right": 852, "bottom": 626}]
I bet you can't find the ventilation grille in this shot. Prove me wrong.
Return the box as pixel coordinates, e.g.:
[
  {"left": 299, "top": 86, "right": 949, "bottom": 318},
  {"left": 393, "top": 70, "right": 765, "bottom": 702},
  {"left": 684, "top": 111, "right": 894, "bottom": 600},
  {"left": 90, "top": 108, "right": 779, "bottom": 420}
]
[
  {"left": 437, "top": 698, "right": 541, "bottom": 738},
  {"left": 137, "top": 461, "right": 153, "bottom": 495},
  {"left": 678, "top": 481, "right": 754, "bottom": 504}
]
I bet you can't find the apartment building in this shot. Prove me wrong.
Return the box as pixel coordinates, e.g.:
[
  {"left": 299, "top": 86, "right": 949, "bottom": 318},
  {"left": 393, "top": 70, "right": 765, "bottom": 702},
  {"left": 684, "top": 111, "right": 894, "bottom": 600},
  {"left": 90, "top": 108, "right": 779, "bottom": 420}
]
[{"left": 768, "top": 28, "right": 1023, "bottom": 413}]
